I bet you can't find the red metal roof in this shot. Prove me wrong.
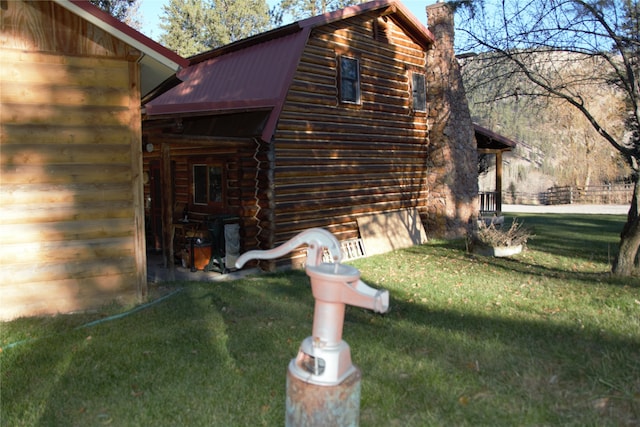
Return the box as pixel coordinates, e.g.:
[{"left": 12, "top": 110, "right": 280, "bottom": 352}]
[
  {"left": 146, "top": 30, "right": 309, "bottom": 141},
  {"left": 144, "top": 0, "right": 435, "bottom": 141}
]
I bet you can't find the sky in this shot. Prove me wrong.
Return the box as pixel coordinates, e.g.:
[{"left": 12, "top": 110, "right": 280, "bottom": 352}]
[{"left": 137, "top": 0, "right": 439, "bottom": 41}]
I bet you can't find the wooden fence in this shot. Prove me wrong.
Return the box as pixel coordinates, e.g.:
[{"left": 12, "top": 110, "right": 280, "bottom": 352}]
[{"left": 502, "top": 184, "right": 634, "bottom": 206}]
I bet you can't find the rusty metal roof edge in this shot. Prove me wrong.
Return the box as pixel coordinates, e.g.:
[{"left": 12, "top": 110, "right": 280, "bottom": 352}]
[{"left": 145, "top": 99, "right": 278, "bottom": 117}]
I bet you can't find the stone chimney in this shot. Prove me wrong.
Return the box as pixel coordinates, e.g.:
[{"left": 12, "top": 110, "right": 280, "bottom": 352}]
[{"left": 424, "top": 1, "right": 478, "bottom": 238}]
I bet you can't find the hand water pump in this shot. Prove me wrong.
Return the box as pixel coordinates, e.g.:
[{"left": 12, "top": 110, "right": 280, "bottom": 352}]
[{"left": 235, "top": 228, "right": 389, "bottom": 426}]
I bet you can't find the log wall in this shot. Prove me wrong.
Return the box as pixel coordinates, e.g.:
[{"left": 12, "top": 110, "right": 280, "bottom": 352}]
[
  {"left": 139, "top": 4, "right": 478, "bottom": 272},
  {"left": 273, "top": 13, "right": 431, "bottom": 265},
  {"left": 0, "top": 1, "right": 145, "bottom": 319},
  {"left": 141, "top": 135, "right": 267, "bottom": 255}
]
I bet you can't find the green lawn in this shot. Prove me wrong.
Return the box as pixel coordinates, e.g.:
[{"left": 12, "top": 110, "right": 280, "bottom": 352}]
[{"left": 2, "top": 214, "right": 639, "bottom": 426}]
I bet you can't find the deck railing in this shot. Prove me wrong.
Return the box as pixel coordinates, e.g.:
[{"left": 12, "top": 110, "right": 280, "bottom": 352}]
[{"left": 479, "top": 191, "right": 497, "bottom": 214}]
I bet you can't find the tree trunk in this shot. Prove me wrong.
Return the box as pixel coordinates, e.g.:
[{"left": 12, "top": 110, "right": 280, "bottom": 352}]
[{"left": 613, "top": 177, "right": 640, "bottom": 276}]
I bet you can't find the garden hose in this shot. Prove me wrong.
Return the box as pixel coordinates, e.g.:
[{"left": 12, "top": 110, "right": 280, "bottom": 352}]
[{"left": 2, "top": 288, "right": 183, "bottom": 352}]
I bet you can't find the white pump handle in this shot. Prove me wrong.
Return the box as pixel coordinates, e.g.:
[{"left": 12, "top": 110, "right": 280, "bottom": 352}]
[{"left": 235, "top": 228, "right": 342, "bottom": 269}]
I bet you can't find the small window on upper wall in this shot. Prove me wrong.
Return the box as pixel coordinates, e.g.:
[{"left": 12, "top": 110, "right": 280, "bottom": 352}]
[
  {"left": 412, "top": 72, "right": 427, "bottom": 112},
  {"left": 193, "top": 163, "right": 224, "bottom": 206},
  {"left": 339, "top": 56, "right": 360, "bottom": 104}
]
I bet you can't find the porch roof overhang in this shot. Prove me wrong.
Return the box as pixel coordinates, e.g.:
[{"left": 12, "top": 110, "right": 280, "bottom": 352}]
[
  {"left": 474, "top": 123, "right": 518, "bottom": 152},
  {"left": 143, "top": 29, "right": 309, "bottom": 142}
]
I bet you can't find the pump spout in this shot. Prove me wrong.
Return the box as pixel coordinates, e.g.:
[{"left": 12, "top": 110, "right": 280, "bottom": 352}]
[
  {"left": 235, "top": 228, "right": 342, "bottom": 269},
  {"left": 349, "top": 280, "right": 389, "bottom": 314}
]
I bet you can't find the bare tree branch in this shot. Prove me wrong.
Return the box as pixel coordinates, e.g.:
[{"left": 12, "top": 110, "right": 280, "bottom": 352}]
[{"left": 455, "top": 0, "right": 640, "bottom": 275}]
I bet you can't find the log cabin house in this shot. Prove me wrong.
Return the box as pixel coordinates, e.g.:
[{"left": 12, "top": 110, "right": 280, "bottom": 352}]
[
  {"left": 0, "top": 0, "right": 187, "bottom": 319},
  {"left": 0, "top": 0, "right": 484, "bottom": 319},
  {"left": 143, "top": 0, "right": 479, "bottom": 271}
]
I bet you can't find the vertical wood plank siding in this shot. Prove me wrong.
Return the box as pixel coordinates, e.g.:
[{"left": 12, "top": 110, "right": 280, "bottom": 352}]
[
  {"left": 0, "top": 1, "right": 144, "bottom": 318},
  {"left": 273, "top": 15, "right": 430, "bottom": 253}
]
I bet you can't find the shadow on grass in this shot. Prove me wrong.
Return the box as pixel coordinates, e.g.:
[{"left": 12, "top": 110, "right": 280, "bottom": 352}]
[
  {"left": 475, "top": 255, "right": 633, "bottom": 287},
  {"left": 2, "top": 270, "right": 638, "bottom": 426},
  {"left": 410, "top": 213, "right": 635, "bottom": 288},
  {"left": 503, "top": 214, "right": 626, "bottom": 265},
  {"left": 1, "top": 280, "right": 301, "bottom": 426},
  {"left": 345, "top": 286, "right": 640, "bottom": 425}
]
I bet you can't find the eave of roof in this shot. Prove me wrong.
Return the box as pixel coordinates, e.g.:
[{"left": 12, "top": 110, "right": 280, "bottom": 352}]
[
  {"left": 474, "top": 123, "right": 518, "bottom": 151},
  {"left": 55, "top": 0, "right": 188, "bottom": 97}
]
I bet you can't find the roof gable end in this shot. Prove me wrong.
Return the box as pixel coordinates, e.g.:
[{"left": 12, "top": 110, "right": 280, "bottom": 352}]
[
  {"left": 55, "top": 0, "right": 188, "bottom": 96},
  {"left": 189, "top": 0, "right": 434, "bottom": 65},
  {"left": 299, "top": 0, "right": 434, "bottom": 48}
]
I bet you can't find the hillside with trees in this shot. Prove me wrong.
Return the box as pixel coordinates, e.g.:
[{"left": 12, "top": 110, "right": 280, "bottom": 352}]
[
  {"left": 453, "top": 0, "right": 639, "bottom": 276},
  {"left": 461, "top": 51, "right": 631, "bottom": 196}
]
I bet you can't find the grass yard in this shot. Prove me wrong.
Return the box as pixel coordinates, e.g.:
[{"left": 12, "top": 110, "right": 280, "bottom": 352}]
[{"left": 1, "top": 214, "right": 639, "bottom": 426}]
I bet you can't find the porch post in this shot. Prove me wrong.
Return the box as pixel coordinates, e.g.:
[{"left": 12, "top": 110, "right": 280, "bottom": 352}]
[
  {"left": 161, "top": 143, "right": 174, "bottom": 272},
  {"left": 495, "top": 150, "right": 503, "bottom": 214}
]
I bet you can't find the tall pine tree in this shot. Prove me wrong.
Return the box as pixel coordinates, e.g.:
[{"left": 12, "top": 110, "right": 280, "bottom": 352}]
[
  {"left": 90, "top": 0, "right": 142, "bottom": 29},
  {"left": 159, "top": 0, "right": 270, "bottom": 57}
]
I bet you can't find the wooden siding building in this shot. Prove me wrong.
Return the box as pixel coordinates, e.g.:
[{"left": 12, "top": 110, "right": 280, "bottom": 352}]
[
  {"left": 144, "top": 1, "right": 478, "bottom": 270},
  {"left": 0, "top": 0, "right": 187, "bottom": 319}
]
